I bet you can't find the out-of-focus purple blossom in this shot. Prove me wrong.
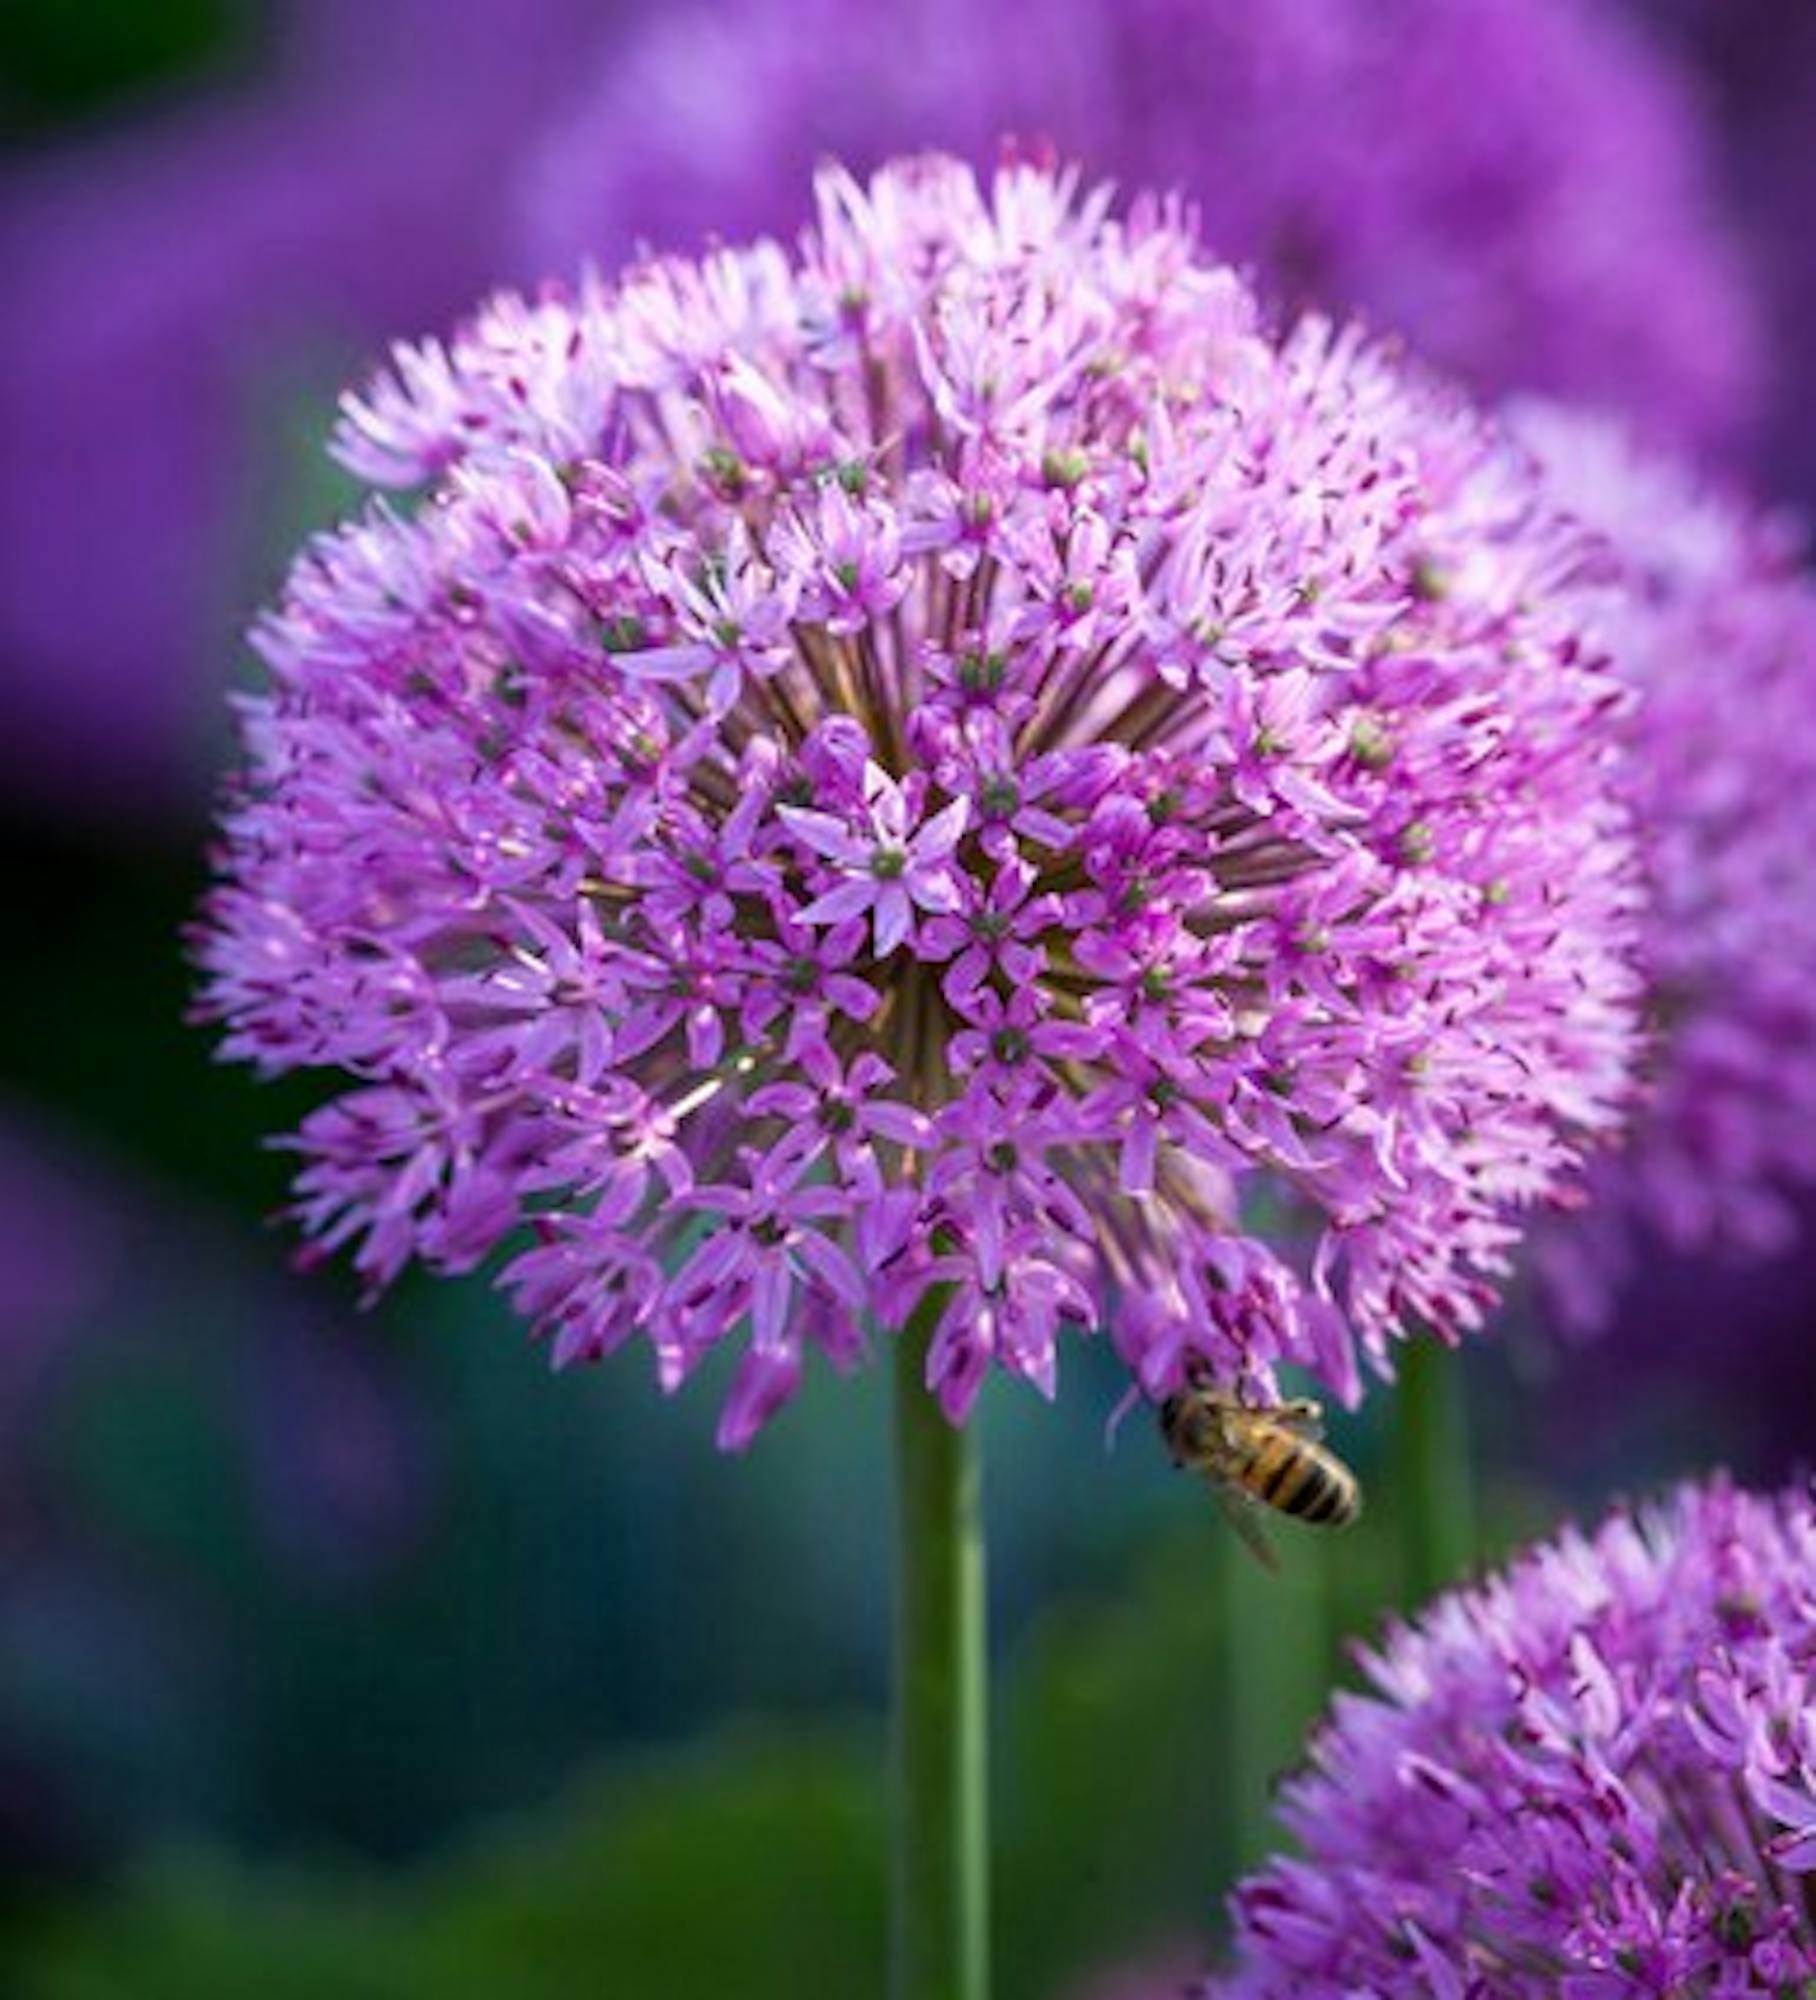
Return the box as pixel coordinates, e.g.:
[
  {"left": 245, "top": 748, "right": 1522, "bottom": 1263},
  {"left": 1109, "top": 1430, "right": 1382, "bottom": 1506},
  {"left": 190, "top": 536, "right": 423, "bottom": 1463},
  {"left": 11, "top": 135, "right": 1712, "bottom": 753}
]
[
  {"left": 195, "top": 156, "right": 1643, "bottom": 1444},
  {"left": 0, "top": 1105, "right": 431, "bottom": 1590},
  {"left": 0, "top": 0, "right": 598, "bottom": 822},
  {"left": 0, "top": 1118, "right": 126, "bottom": 1530},
  {"left": 239, "top": 1313, "right": 436, "bottom": 1592},
  {"left": 1207, "top": 1479, "right": 1816, "bottom": 1999},
  {"left": 1511, "top": 406, "right": 1816, "bottom": 1334},
  {"left": 1062, "top": 1944, "right": 1201, "bottom": 2000},
  {"left": 2, "top": 0, "right": 1768, "bottom": 829},
  {"left": 1640, "top": 0, "right": 1816, "bottom": 513},
  {"left": 1529, "top": 1194, "right": 1816, "bottom": 1488},
  {"left": 0, "top": 1119, "right": 122, "bottom": 1362},
  {"left": 520, "top": 0, "right": 1760, "bottom": 459}
]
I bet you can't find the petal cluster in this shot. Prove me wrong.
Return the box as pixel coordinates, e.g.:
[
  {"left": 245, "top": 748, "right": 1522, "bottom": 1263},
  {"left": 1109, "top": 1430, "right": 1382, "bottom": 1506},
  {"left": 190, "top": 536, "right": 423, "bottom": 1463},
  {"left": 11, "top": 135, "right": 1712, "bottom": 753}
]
[
  {"left": 1211, "top": 1480, "right": 1816, "bottom": 1998},
  {"left": 1515, "top": 405, "right": 1816, "bottom": 1333},
  {"left": 196, "top": 157, "right": 1639, "bottom": 1444},
  {"left": 518, "top": 0, "right": 1759, "bottom": 454}
]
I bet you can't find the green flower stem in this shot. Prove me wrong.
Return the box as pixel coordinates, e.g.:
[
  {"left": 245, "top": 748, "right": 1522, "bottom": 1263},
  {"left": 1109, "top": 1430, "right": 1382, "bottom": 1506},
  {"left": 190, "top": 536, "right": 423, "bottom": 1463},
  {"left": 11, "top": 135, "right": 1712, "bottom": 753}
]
[
  {"left": 891, "top": 1299, "right": 989, "bottom": 2000},
  {"left": 1394, "top": 1337, "right": 1477, "bottom": 1603}
]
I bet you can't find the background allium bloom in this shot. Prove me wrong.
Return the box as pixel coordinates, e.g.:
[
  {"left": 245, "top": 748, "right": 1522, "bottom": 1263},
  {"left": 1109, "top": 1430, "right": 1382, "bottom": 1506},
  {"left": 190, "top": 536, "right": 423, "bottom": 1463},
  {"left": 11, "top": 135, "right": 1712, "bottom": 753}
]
[
  {"left": 1646, "top": 0, "right": 1816, "bottom": 512},
  {"left": 520, "top": 0, "right": 1759, "bottom": 456},
  {"left": 1513, "top": 405, "right": 1816, "bottom": 1333},
  {"left": 0, "top": 0, "right": 595, "bottom": 821},
  {"left": 1211, "top": 1480, "right": 1816, "bottom": 1998},
  {"left": 197, "top": 157, "right": 1639, "bottom": 1446}
]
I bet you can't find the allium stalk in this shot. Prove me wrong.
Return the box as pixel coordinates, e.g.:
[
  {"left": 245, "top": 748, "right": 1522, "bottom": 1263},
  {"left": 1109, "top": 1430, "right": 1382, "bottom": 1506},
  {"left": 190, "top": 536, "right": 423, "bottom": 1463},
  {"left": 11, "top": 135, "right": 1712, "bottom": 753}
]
[
  {"left": 893, "top": 1291, "right": 989, "bottom": 2000},
  {"left": 1208, "top": 1479, "right": 1816, "bottom": 1998},
  {"left": 1393, "top": 1337, "right": 1477, "bottom": 1600},
  {"left": 194, "top": 156, "right": 1645, "bottom": 1992}
]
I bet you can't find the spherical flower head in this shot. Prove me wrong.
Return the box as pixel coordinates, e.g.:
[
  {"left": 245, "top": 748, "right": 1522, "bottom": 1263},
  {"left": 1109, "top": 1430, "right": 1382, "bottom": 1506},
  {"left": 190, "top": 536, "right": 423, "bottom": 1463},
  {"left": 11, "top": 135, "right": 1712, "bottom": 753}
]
[
  {"left": 1512, "top": 403, "right": 1816, "bottom": 1335},
  {"left": 1209, "top": 1479, "right": 1816, "bottom": 1998},
  {"left": 195, "top": 156, "right": 1640, "bottom": 1446},
  {"left": 517, "top": 0, "right": 1760, "bottom": 455}
]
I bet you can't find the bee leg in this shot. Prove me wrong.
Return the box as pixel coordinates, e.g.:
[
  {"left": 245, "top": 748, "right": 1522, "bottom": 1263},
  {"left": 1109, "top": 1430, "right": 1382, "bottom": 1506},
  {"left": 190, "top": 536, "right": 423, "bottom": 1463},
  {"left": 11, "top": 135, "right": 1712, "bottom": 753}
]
[{"left": 1102, "top": 1383, "right": 1145, "bottom": 1454}]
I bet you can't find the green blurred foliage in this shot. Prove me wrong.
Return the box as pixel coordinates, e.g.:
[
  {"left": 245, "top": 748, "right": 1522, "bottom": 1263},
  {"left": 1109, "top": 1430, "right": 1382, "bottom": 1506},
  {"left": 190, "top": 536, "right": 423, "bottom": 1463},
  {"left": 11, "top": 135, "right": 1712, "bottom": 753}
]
[
  {"left": 7, "top": 1744, "right": 881, "bottom": 1999},
  {"left": 0, "top": 0, "right": 259, "bottom": 140},
  {"left": 4, "top": 1494, "right": 1442, "bottom": 1999}
]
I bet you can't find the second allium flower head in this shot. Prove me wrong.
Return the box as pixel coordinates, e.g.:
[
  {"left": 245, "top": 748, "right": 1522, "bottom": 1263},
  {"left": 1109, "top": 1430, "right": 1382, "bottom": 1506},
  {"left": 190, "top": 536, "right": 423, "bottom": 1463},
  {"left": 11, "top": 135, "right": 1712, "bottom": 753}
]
[
  {"left": 1515, "top": 405, "right": 1816, "bottom": 1336},
  {"left": 1211, "top": 1480, "right": 1816, "bottom": 1996},
  {"left": 197, "top": 157, "right": 1640, "bottom": 1445}
]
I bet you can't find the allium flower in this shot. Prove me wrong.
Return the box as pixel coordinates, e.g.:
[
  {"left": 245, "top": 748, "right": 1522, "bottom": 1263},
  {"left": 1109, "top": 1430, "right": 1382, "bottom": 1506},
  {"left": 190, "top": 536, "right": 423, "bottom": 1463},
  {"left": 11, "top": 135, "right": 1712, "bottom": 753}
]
[
  {"left": 196, "top": 157, "right": 1640, "bottom": 1445},
  {"left": 519, "top": 0, "right": 1759, "bottom": 455},
  {"left": 1512, "top": 405, "right": 1816, "bottom": 1333},
  {"left": 1210, "top": 1479, "right": 1816, "bottom": 1998}
]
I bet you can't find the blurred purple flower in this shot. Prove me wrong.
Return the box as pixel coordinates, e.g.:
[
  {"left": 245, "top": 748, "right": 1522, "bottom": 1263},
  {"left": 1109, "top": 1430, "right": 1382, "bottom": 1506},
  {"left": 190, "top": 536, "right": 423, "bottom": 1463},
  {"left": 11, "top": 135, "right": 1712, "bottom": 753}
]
[
  {"left": 1642, "top": 0, "right": 1816, "bottom": 513},
  {"left": 1061, "top": 1944, "right": 1202, "bottom": 2000},
  {"left": 0, "top": 1118, "right": 124, "bottom": 1465},
  {"left": 520, "top": 0, "right": 1760, "bottom": 457},
  {"left": 0, "top": 1117, "right": 120, "bottom": 1338},
  {"left": 196, "top": 156, "right": 1641, "bottom": 1444},
  {"left": 3, "top": 0, "right": 1769, "bottom": 828},
  {"left": 239, "top": 1312, "right": 435, "bottom": 1591},
  {"left": 1211, "top": 1479, "right": 1816, "bottom": 1998},
  {"left": 0, "top": 1105, "right": 430, "bottom": 1589},
  {"left": 1512, "top": 406, "right": 1816, "bottom": 1333},
  {"left": 1528, "top": 1194, "right": 1816, "bottom": 1488},
  {"left": 0, "top": 0, "right": 599, "bottom": 822}
]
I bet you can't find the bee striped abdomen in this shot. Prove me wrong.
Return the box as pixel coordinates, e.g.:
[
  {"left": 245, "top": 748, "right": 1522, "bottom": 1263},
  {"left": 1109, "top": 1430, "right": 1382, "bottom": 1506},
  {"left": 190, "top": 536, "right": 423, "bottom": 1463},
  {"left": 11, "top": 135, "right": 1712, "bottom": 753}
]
[
  {"left": 1158, "top": 1385, "right": 1364, "bottom": 1560},
  {"left": 1243, "top": 1430, "right": 1360, "bottom": 1526}
]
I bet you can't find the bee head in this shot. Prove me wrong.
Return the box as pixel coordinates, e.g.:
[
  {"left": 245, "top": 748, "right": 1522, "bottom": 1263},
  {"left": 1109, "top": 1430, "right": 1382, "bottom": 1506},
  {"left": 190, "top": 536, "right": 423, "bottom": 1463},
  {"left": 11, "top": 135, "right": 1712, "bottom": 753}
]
[{"left": 1159, "top": 1386, "right": 1217, "bottom": 1465}]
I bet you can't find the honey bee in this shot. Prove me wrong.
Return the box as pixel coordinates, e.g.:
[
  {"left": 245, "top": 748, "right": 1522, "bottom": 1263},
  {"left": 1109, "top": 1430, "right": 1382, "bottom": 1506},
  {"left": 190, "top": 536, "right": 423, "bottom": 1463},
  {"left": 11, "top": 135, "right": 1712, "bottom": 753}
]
[{"left": 1159, "top": 1374, "right": 1361, "bottom": 1569}]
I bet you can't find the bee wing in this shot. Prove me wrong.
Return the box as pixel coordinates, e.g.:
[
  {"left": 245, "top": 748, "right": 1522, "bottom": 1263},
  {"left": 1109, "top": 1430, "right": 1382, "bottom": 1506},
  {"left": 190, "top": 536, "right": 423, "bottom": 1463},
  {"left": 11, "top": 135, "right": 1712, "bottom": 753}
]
[
  {"left": 1272, "top": 1398, "right": 1325, "bottom": 1442},
  {"left": 1211, "top": 1480, "right": 1280, "bottom": 1574}
]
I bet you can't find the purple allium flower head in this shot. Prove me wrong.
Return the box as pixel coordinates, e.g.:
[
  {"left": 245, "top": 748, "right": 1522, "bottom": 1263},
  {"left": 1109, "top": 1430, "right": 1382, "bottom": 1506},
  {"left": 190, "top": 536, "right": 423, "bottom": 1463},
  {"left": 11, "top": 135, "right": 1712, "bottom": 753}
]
[
  {"left": 195, "top": 157, "right": 1641, "bottom": 1445},
  {"left": 519, "top": 0, "right": 1760, "bottom": 457},
  {"left": 1209, "top": 1479, "right": 1816, "bottom": 1999},
  {"left": 1511, "top": 405, "right": 1816, "bottom": 1334}
]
